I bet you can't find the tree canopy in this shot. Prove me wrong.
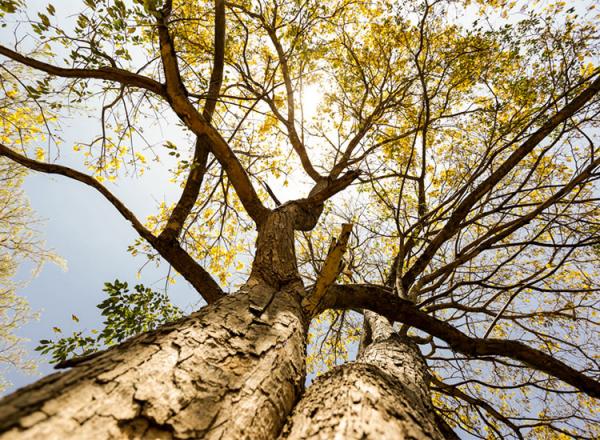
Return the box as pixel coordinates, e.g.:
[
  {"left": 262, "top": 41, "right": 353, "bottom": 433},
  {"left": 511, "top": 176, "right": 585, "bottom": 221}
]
[{"left": 0, "top": 0, "right": 599, "bottom": 437}]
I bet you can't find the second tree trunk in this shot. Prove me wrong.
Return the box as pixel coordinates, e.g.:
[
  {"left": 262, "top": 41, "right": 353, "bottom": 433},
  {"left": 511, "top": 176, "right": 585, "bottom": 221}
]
[{"left": 280, "top": 311, "right": 450, "bottom": 439}]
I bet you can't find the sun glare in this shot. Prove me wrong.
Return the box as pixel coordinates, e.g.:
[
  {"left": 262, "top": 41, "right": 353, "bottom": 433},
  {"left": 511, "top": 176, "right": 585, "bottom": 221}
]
[{"left": 300, "top": 84, "right": 323, "bottom": 121}]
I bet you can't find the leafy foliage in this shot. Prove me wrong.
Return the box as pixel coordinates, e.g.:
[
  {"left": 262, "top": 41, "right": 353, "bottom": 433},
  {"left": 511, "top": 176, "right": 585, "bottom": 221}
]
[
  {"left": 36, "top": 280, "right": 182, "bottom": 365},
  {"left": 0, "top": 160, "right": 40, "bottom": 392}
]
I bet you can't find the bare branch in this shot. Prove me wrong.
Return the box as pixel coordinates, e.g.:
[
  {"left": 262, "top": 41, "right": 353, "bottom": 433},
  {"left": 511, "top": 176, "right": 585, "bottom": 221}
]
[
  {"left": 302, "top": 169, "right": 361, "bottom": 206},
  {"left": 323, "top": 283, "right": 600, "bottom": 398},
  {"left": 303, "top": 223, "right": 353, "bottom": 314}
]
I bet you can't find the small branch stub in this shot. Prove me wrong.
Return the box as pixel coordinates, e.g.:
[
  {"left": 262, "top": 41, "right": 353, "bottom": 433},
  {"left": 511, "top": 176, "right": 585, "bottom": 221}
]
[{"left": 303, "top": 223, "right": 353, "bottom": 315}]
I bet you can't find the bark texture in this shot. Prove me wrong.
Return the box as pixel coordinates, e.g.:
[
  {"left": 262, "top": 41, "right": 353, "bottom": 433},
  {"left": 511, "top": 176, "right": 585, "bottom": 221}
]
[
  {"left": 252, "top": 209, "right": 300, "bottom": 287},
  {"left": 279, "top": 312, "right": 447, "bottom": 439},
  {"left": 0, "top": 283, "right": 306, "bottom": 440}
]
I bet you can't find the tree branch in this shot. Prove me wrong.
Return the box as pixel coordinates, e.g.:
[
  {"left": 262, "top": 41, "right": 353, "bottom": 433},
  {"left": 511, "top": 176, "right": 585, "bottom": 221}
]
[
  {"left": 301, "top": 169, "right": 361, "bottom": 206},
  {"left": 155, "top": 6, "right": 269, "bottom": 225},
  {"left": 264, "top": 26, "right": 323, "bottom": 183},
  {"left": 0, "top": 44, "right": 166, "bottom": 97},
  {"left": 303, "top": 223, "right": 352, "bottom": 315},
  {"left": 158, "top": 0, "right": 226, "bottom": 242},
  {"left": 415, "top": 156, "right": 600, "bottom": 295},
  {"left": 401, "top": 74, "right": 600, "bottom": 291},
  {"left": 323, "top": 283, "right": 600, "bottom": 398},
  {"left": 158, "top": 138, "right": 210, "bottom": 242},
  {"left": 431, "top": 377, "right": 523, "bottom": 439},
  {"left": 0, "top": 143, "right": 225, "bottom": 303},
  {"left": 202, "top": 0, "right": 226, "bottom": 122}
]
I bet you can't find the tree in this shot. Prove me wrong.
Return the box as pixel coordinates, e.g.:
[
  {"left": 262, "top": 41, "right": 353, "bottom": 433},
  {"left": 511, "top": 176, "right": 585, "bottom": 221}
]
[
  {"left": 0, "top": 59, "right": 63, "bottom": 392},
  {"left": 0, "top": 0, "right": 598, "bottom": 438},
  {"left": 0, "top": 159, "right": 38, "bottom": 393}
]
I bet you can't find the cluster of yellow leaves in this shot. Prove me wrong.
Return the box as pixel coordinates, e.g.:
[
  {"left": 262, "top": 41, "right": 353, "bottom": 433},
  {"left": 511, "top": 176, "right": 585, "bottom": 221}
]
[
  {"left": 306, "top": 310, "right": 361, "bottom": 376},
  {"left": 71, "top": 134, "right": 148, "bottom": 183},
  {"left": 0, "top": 91, "right": 48, "bottom": 150},
  {"left": 136, "top": 177, "right": 251, "bottom": 286}
]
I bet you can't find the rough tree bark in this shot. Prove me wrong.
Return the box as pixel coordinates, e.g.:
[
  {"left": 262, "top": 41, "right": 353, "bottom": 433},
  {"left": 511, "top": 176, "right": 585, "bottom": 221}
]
[
  {"left": 0, "top": 207, "right": 463, "bottom": 440},
  {"left": 279, "top": 311, "right": 452, "bottom": 439},
  {"left": 0, "top": 209, "right": 312, "bottom": 440},
  {"left": 0, "top": 283, "right": 306, "bottom": 439},
  {"left": 2, "top": 216, "right": 596, "bottom": 438}
]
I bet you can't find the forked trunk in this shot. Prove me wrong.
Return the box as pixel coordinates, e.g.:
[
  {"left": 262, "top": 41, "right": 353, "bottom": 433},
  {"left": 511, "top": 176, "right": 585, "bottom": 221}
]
[
  {"left": 0, "top": 207, "right": 453, "bottom": 439},
  {"left": 279, "top": 311, "right": 453, "bottom": 439},
  {"left": 0, "top": 283, "right": 306, "bottom": 439}
]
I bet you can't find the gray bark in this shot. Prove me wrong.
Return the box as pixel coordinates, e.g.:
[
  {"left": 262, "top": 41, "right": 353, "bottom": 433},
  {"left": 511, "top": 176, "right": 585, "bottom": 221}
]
[
  {"left": 279, "top": 311, "right": 450, "bottom": 439},
  {"left": 0, "top": 283, "right": 306, "bottom": 439}
]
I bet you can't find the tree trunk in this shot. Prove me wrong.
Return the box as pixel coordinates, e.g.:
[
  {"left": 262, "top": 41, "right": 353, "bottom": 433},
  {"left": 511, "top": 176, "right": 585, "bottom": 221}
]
[
  {"left": 0, "top": 204, "right": 457, "bottom": 439},
  {"left": 279, "top": 311, "right": 453, "bottom": 439},
  {"left": 0, "top": 282, "right": 306, "bottom": 439}
]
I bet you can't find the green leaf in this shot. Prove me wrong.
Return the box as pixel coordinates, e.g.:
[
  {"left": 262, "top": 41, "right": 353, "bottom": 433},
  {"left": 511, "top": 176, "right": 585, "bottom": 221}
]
[{"left": 38, "top": 280, "right": 182, "bottom": 364}]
